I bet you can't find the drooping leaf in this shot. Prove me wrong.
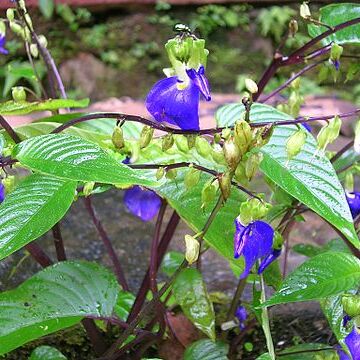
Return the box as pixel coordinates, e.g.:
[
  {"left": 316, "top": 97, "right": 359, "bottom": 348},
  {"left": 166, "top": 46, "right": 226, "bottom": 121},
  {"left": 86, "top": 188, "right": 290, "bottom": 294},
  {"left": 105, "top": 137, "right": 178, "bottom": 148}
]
[
  {"left": 13, "top": 134, "right": 155, "bottom": 187},
  {"left": 216, "top": 103, "right": 358, "bottom": 248},
  {"left": 184, "top": 339, "right": 229, "bottom": 360},
  {"left": 172, "top": 268, "right": 215, "bottom": 340},
  {"left": 0, "top": 174, "right": 76, "bottom": 260},
  {"left": 278, "top": 343, "right": 337, "bottom": 359},
  {"left": 0, "top": 261, "right": 119, "bottom": 355},
  {"left": 0, "top": 98, "right": 89, "bottom": 115},
  {"left": 39, "top": 0, "right": 55, "bottom": 19},
  {"left": 29, "top": 345, "right": 67, "bottom": 360},
  {"left": 263, "top": 252, "right": 360, "bottom": 306},
  {"left": 308, "top": 3, "right": 360, "bottom": 45},
  {"left": 161, "top": 251, "right": 185, "bottom": 276}
]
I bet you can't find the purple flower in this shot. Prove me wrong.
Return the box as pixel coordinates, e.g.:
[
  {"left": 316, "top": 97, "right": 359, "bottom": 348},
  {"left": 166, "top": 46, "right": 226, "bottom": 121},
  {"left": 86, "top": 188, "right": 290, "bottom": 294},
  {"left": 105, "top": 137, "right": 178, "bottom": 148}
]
[
  {"left": 332, "top": 59, "right": 340, "bottom": 71},
  {"left": 346, "top": 192, "right": 360, "bottom": 219},
  {"left": 145, "top": 65, "right": 211, "bottom": 130},
  {"left": 258, "top": 249, "right": 281, "bottom": 274},
  {"left": 302, "top": 122, "right": 312, "bottom": 132},
  {"left": 0, "top": 34, "right": 8, "bottom": 55},
  {"left": 0, "top": 183, "right": 4, "bottom": 203},
  {"left": 235, "top": 306, "right": 247, "bottom": 330},
  {"left": 123, "top": 186, "right": 161, "bottom": 222},
  {"left": 337, "top": 326, "right": 360, "bottom": 360},
  {"left": 234, "top": 218, "right": 275, "bottom": 279}
]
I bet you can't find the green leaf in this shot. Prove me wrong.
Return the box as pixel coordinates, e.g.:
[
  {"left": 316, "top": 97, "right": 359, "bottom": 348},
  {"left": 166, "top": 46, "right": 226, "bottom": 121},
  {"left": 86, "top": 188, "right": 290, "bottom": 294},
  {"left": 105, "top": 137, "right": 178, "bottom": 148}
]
[
  {"left": 114, "top": 291, "right": 135, "bottom": 321},
  {"left": 30, "top": 345, "right": 67, "bottom": 360},
  {"left": 256, "top": 354, "right": 271, "bottom": 360},
  {"left": 333, "top": 147, "right": 360, "bottom": 172},
  {"left": 173, "top": 268, "right": 215, "bottom": 340},
  {"left": 13, "top": 134, "right": 155, "bottom": 187},
  {"left": 308, "top": 4, "right": 360, "bottom": 45},
  {"left": 0, "top": 98, "right": 89, "bottom": 115},
  {"left": 0, "top": 174, "right": 76, "bottom": 260},
  {"left": 161, "top": 251, "right": 185, "bottom": 276},
  {"left": 263, "top": 260, "right": 282, "bottom": 290},
  {"left": 39, "top": 0, "right": 54, "bottom": 19},
  {"left": 216, "top": 103, "right": 358, "bottom": 248},
  {"left": 263, "top": 252, "right": 360, "bottom": 307},
  {"left": 293, "top": 239, "right": 351, "bottom": 258},
  {"left": 278, "top": 343, "right": 337, "bottom": 359},
  {"left": 184, "top": 339, "right": 229, "bottom": 360},
  {"left": 0, "top": 261, "right": 119, "bottom": 355}
]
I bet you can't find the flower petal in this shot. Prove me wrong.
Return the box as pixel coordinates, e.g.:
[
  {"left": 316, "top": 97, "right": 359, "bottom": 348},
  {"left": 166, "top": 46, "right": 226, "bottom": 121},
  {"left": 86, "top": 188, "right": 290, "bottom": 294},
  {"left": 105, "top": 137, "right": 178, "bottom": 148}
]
[
  {"left": 0, "top": 183, "right": 4, "bottom": 203},
  {"left": 124, "top": 186, "right": 161, "bottom": 222},
  {"left": 345, "top": 326, "right": 360, "bottom": 360},
  {"left": 346, "top": 192, "right": 360, "bottom": 218},
  {"left": 258, "top": 249, "right": 281, "bottom": 274},
  {"left": 235, "top": 306, "right": 247, "bottom": 330},
  {"left": 186, "top": 65, "right": 211, "bottom": 101},
  {"left": 233, "top": 218, "right": 248, "bottom": 259},
  {"left": 146, "top": 76, "right": 200, "bottom": 130}
]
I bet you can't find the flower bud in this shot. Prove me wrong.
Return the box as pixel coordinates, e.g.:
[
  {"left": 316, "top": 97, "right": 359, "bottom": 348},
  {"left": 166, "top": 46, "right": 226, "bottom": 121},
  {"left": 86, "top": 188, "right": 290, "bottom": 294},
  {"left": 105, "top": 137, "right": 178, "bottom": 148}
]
[
  {"left": 6, "top": 9, "right": 15, "bottom": 22},
  {"left": 354, "top": 120, "right": 360, "bottom": 154},
  {"left": 213, "top": 133, "right": 221, "bottom": 144},
  {"left": 291, "top": 76, "right": 301, "bottom": 90},
  {"left": 12, "top": 86, "right": 26, "bottom": 102},
  {"left": 174, "top": 135, "right": 189, "bottom": 153},
  {"left": 245, "top": 152, "right": 263, "bottom": 181},
  {"left": 245, "top": 78, "right": 258, "bottom": 94},
  {"left": 139, "top": 126, "right": 154, "bottom": 149},
  {"left": 223, "top": 138, "right": 241, "bottom": 171},
  {"left": 186, "top": 134, "right": 196, "bottom": 149},
  {"left": 317, "top": 116, "right": 342, "bottom": 151},
  {"left": 166, "top": 37, "right": 193, "bottom": 63},
  {"left": 300, "top": 2, "right": 311, "bottom": 19},
  {"left": 234, "top": 162, "right": 248, "bottom": 185},
  {"left": 286, "top": 129, "right": 307, "bottom": 160},
  {"left": 184, "top": 167, "right": 200, "bottom": 189},
  {"left": 30, "top": 43, "right": 39, "bottom": 58},
  {"left": 83, "top": 181, "right": 95, "bottom": 197},
  {"left": 273, "top": 232, "right": 284, "bottom": 250},
  {"left": 156, "top": 167, "right": 165, "bottom": 180},
  {"left": 38, "top": 35, "right": 48, "bottom": 48},
  {"left": 330, "top": 43, "right": 343, "bottom": 62},
  {"left": 239, "top": 198, "right": 270, "bottom": 224},
  {"left": 165, "top": 168, "right": 177, "bottom": 180},
  {"left": 25, "top": 14, "right": 33, "bottom": 31},
  {"left": 195, "top": 136, "right": 212, "bottom": 158},
  {"left": 162, "top": 133, "right": 174, "bottom": 151},
  {"left": 184, "top": 234, "right": 200, "bottom": 265},
  {"left": 234, "top": 120, "right": 252, "bottom": 156},
  {"left": 342, "top": 294, "right": 360, "bottom": 318},
  {"left": 289, "top": 19, "right": 298, "bottom": 37},
  {"left": 112, "top": 126, "right": 125, "bottom": 149},
  {"left": 0, "top": 21, "right": 5, "bottom": 36},
  {"left": 10, "top": 22, "right": 24, "bottom": 37},
  {"left": 211, "top": 143, "right": 227, "bottom": 165},
  {"left": 221, "top": 128, "right": 232, "bottom": 140},
  {"left": 345, "top": 172, "right": 354, "bottom": 192},
  {"left": 201, "top": 182, "right": 216, "bottom": 209},
  {"left": 219, "top": 172, "right": 232, "bottom": 200},
  {"left": 254, "top": 124, "right": 274, "bottom": 148}
]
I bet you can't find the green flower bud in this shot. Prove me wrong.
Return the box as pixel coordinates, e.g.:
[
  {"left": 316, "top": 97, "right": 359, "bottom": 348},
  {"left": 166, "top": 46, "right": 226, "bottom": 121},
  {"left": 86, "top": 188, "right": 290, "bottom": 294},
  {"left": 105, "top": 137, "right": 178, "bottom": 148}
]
[
  {"left": 289, "top": 19, "right": 298, "bottom": 37},
  {"left": 0, "top": 21, "right": 6, "bottom": 36},
  {"left": 317, "top": 116, "right": 342, "bottom": 151},
  {"left": 3, "top": 175, "right": 15, "bottom": 194},
  {"left": 286, "top": 129, "right": 307, "bottom": 160},
  {"left": 186, "top": 134, "right": 196, "bottom": 149},
  {"left": 112, "top": 126, "right": 125, "bottom": 149},
  {"left": 83, "top": 181, "right": 95, "bottom": 197},
  {"left": 234, "top": 120, "right": 252, "bottom": 156},
  {"left": 174, "top": 135, "right": 189, "bottom": 153},
  {"left": 245, "top": 152, "right": 263, "bottom": 181},
  {"left": 342, "top": 294, "right": 360, "bottom": 318},
  {"left": 245, "top": 78, "right": 258, "bottom": 94},
  {"left": 211, "top": 143, "right": 227, "bottom": 165},
  {"left": 139, "top": 126, "right": 154, "bottom": 149},
  {"left": 18, "top": 0, "right": 26, "bottom": 10},
  {"left": 354, "top": 120, "right": 360, "bottom": 154},
  {"left": 156, "top": 167, "right": 165, "bottom": 180},
  {"left": 11, "top": 86, "right": 26, "bottom": 102},
  {"left": 10, "top": 22, "right": 24, "bottom": 37},
  {"left": 330, "top": 43, "right": 343, "bottom": 62},
  {"left": 273, "top": 232, "right": 284, "bottom": 250},
  {"left": 234, "top": 162, "right": 248, "bottom": 185},
  {"left": 166, "top": 37, "right": 193, "bottom": 63},
  {"left": 30, "top": 43, "right": 39, "bottom": 58},
  {"left": 184, "top": 234, "right": 200, "bottom": 265},
  {"left": 213, "top": 133, "right": 221, "bottom": 144},
  {"left": 291, "top": 76, "right": 301, "bottom": 90},
  {"left": 25, "top": 14, "right": 33, "bottom": 31},
  {"left": 223, "top": 139, "right": 241, "bottom": 171},
  {"left": 219, "top": 172, "right": 232, "bottom": 200},
  {"left": 221, "top": 128, "right": 232, "bottom": 140},
  {"left": 184, "top": 167, "right": 200, "bottom": 189},
  {"left": 38, "top": 35, "right": 48, "bottom": 48},
  {"left": 6, "top": 9, "right": 15, "bottom": 22},
  {"left": 345, "top": 171, "right": 354, "bottom": 192},
  {"left": 300, "top": 2, "right": 311, "bottom": 19},
  {"left": 201, "top": 181, "right": 216, "bottom": 209},
  {"left": 195, "top": 136, "right": 212, "bottom": 158},
  {"left": 240, "top": 198, "right": 270, "bottom": 224},
  {"left": 162, "top": 133, "right": 174, "bottom": 152},
  {"left": 254, "top": 124, "right": 274, "bottom": 148},
  {"left": 166, "top": 168, "right": 177, "bottom": 180}
]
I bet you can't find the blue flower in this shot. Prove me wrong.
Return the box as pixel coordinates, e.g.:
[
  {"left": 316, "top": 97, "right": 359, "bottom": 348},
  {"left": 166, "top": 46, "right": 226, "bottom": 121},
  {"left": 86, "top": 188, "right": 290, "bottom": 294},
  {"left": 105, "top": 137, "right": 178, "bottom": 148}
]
[
  {"left": 0, "top": 34, "right": 8, "bottom": 55},
  {"left": 145, "top": 65, "right": 211, "bottom": 130},
  {"left": 123, "top": 186, "right": 161, "bottom": 222},
  {"left": 346, "top": 192, "right": 360, "bottom": 219},
  {"left": 302, "top": 122, "right": 312, "bottom": 132},
  {"left": 337, "top": 326, "right": 360, "bottom": 360},
  {"left": 234, "top": 218, "right": 275, "bottom": 279},
  {"left": 332, "top": 59, "right": 340, "bottom": 71},
  {"left": 235, "top": 306, "right": 247, "bottom": 330},
  {"left": 0, "top": 183, "right": 4, "bottom": 203}
]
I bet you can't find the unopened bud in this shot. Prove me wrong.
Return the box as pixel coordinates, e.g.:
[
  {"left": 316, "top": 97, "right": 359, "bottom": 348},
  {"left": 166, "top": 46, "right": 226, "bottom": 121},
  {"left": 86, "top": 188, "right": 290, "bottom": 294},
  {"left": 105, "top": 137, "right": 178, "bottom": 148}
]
[
  {"left": 30, "top": 43, "right": 39, "bottom": 58},
  {"left": 221, "top": 320, "right": 238, "bottom": 331},
  {"left": 291, "top": 76, "right": 301, "bottom": 90},
  {"left": 342, "top": 294, "right": 360, "bottom": 318},
  {"left": 184, "top": 167, "right": 200, "bottom": 189},
  {"left": 245, "top": 152, "right": 263, "bottom": 181},
  {"left": 12, "top": 86, "right": 26, "bottom": 102},
  {"left": 186, "top": 134, "right": 196, "bottom": 149},
  {"left": 221, "top": 128, "right": 232, "bottom": 140},
  {"left": 289, "top": 19, "right": 298, "bottom": 37},
  {"left": 345, "top": 171, "right": 354, "bottom": 192},
  {"left": 112, "top": 126, "right": 125, "bottom": 149},
  {"left": 317, "top": 116, "right": 342, "bottom": 151},
  {"left": 162, "top": 133, "right": 174, "bottom": 151},
  {"left": 286, "top": 129, "right": 307, "bottom": 160},
  {"left": 223, "top": 139, "right": 241, "bottom": 171},
  {"left": 195, "top": 136, "right": 212, "bottom": 158},
  {"left": 156, "top": 167, "right": 165, "bottom": 180},
  {"left": 254, "top": 124, "right": 274, "bottom": 148},
  {"left": 300, "top": 2, "right": 311, "bottom": 19},
  {"left": 139, "top": 126, "right": 154, "bottom": 149},
  {"left": 273, "top": 232, "right": 284, "bottom": 249},
  {"left": 6, "top": 9, "right": 15, "bottom": 22},
  {"left": 211, "top": 143, "right": 227, "bottom": 165},
  {"left": 201, "top": 182, "right": 216, "bottom": 208},
  {"left": 83, "top": 181, "right": 95, "bottom": 197},
  {"left": 24, "top": 14, "right": 33, "bottom": 30},
  {"left": 245, "top": 78, "right": 258, "bottom": 95},
  {"left": 38, "top": 35, "right": 48, "bottom": 48},
  {"left": 234, "top": 162, "right": 248, "bottom": 185},
  {"left": 213, "top": 133, "right": 221, "bottom": 144},
  {"left": 354, "top": 120, "right": 360, "bottom": 154},
  {"left": 10, "top": 22, "right": 24, "bottom": 37},
  {"left": 174, "top": 135, "right": 189, "bottom": 153},
  {"left": 184, "top": 234, "right": 200, "bottom": 265},
  {"left": 166, "top": 37, "right": 193, "bottom": 63},
  {"left": 219, "top": 172, "right": 232, "bottom": 200},
  {"left": 330, "top": 43, "right": 343, "bottom": 62},
  {"left": 240, "top": 198, "right": 270, "bottom": 224},
  {"left": 0, "top": 21, "right": 5, "bottom": 36},
  {"left": 234, "top": 120, "right": 252, "bottom": 155},
  {"left": 165, "top": 168, "right": 177, "bottom": 180}
]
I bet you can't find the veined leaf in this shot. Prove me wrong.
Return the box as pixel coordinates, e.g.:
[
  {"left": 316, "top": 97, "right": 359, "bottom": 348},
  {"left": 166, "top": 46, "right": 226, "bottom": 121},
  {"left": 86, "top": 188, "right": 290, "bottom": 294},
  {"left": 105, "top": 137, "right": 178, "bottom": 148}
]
[
  {"left": 216, "top": 103, "right": 358, "bottom": 248},
  {"left": 30, "top": 346, "right": 67, "bottom": 360},
  {"left": 263, "top": 252, "right": 360, "bottom": 306},
  {"left": 278, "top": 343, "right": 337, "bottom": 359},
  {"left": 0, "top": 174, "right": 76, "bottom": 260},
  {"left": 0, "top": 98, "right": 89, "bottom": 115},
  {"left": 13, "top": 134, "right": 155, "bottom": 187},
  {"left": 0, "top": 261, "right": 119, "bottom": 355},
  {"left": 308, "top": 3, "right": 360, "bottom": 45},
  {"left": 184, "top": 339, "right": 229, "bottom": 360}
]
